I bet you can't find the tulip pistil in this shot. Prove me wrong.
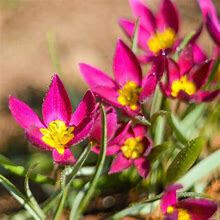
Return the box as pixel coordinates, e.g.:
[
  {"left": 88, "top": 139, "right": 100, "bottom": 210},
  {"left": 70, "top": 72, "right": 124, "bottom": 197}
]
[
  {"left": 121, "top": 137, "right": 144, "bottom": 159},
  {"left": 147, "top": 28, "right": 175, "bottom": 54},
  {"left": 40, "top": 120, "right": 74, "bottom": 154},
  {"left": 117, "top": 81, "right": 141, "bottom": 110}
]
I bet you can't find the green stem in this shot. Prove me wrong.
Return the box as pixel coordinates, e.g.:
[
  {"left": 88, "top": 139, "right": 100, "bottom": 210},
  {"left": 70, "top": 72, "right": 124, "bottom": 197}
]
[{"left": 76, "top": 104, "right": 107, "bottom": 217}]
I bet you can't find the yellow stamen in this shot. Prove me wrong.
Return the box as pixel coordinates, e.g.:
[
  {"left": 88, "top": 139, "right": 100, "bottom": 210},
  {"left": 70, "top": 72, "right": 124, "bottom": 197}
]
[
  {"left": 171, "top": 76, "right": 196, "bottom": 97},
  {"left": 178, "top": 208, "right": 191, "bottom": 220},
  {"left": 117, "top": 81, "right": 142, "bottom": 111},
  {"left": 167, "top": 206, "right": 175, "bottom": 214},
  {"left": 121, "top": 137, "right": 144, "bottom": 159},
  {"left": 147, "top": 28, "right": 176, "bottom": 54},
  {"left": 40, "top": 120, "right": 74, "bottom": 154}
]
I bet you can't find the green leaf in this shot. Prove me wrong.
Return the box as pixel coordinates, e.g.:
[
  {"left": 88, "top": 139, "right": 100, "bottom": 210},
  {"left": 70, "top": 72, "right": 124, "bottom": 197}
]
[
  {"left": 177, "top": 150, "right": 220, "bottom": 190},
  {"left": 181, "top": 104, "right": 206, "bottom": 136},
  {"left": 150, "top": 85, "right": 163, "bottom": 117},
  {"left": 150, "top": 110, "right": 168, "bottom": 123},
  {"left": 0, "top": 154, "right": 54, "bottom": 184},
  {"left": 71, "top": 104, "right": 107, "bottom": 219},
  {"left": 131, "top": 17, "right": 140, "bottom": 53},
  {"left": 148, "top": 142, "right": 170, "bottom": 163},
  {"left": 25, "top": 164, "right": 45, "bottom": 219},
  {"left": 168, "top": 113, "right": 188, "bottom": 144},
  {"left": 0, "top": 174, "right": 42, "bottom": 220},
  {"left": 166, "top": 137, "right": 205, "bottom": 184}
]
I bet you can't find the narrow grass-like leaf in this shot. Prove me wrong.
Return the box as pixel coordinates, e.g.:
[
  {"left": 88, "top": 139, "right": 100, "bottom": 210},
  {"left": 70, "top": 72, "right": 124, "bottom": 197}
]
[
  {"left": 154, "top": 116, "right": 166, "bottom": 145},
  {"left": 168, "top": 113, "right": 188, "bottom": 144},
  {"left": 177, "top": 150, "right": 220, "bottom": 190},
  {"left": 131, "top": 17, "right": 140, "bottom": 53},
  {"left": 150, "top": 85, "right": 163, "bottom": 117},
  {"left": 0, "top": 174, "right": 42, "bottom": 220},
  {"left": 181, "top": 104, "right": 206, "bottom": 136},
  {"left": 25, "top": 164, "right": 45, "bottom": 219},
  {"left": 0, "top": 154, "right": 54, "bottom": 184},
  {"left": 150, "top": 110, "right": 168, "bottom": 123},
  {"left": 71, "top": 104, "right": 107, "bottom": 219},
  {"left": 166, "top": 137, "right": 205, "bottom": 184}
]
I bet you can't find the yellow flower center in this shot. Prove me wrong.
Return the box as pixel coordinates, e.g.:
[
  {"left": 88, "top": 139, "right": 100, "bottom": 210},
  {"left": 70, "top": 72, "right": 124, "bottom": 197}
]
[
  {"left": 117, "top": 81, "right": 142, "bottom": 111},
  {"left": 167, "top": 206, "right": 175, "bottom": 214},
  {"left": 121, "top": 137, "right": 144, "bottom": 159},
  {"left": 40, "top": 120, "right": 74, "bottom": 154},
  {"left": 147, "top": 28, "right": 176, "bottom": 54},
  {"left": 178, "top": 208, "right": 191, "bottom": 220},
  {"left": 166, "top": 206, "right": 191, "bottom": 220},
  {"left": 171, "top": 76, "right": 196, "bottom": 97}
]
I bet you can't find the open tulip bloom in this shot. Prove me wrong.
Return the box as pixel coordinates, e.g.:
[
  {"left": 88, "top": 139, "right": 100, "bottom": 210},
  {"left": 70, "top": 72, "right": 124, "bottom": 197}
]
[
  {"left": 80, "top": 39, "right": 158, "bottom": 117},
  {"left": 161, "top": 54, "right": 220, "bottom": 102},
  {"left": 9, "top": 75, "right": 96, "bottom": 165},
  {"left": 197, "top": 0, "right": 220, "bottom": 45},
  {"left": 161, "top": 184, "right": 217, "bottom": 220},
  {"left": 119, "top": 0, "right": 179, "bottom": 63},
  {"left": 109, "top": 125, "right": 152, "bottom": 178}
]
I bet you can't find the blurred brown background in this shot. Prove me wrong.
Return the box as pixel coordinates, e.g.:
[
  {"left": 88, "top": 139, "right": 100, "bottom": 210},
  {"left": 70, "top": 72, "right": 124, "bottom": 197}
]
[{"left": 0, "top": 0, "right": 219, "bottom": 149}]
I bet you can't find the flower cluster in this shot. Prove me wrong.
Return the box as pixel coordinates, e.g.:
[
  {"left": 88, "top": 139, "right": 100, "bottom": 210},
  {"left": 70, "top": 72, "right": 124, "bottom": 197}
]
[{"left": 8, "top": 0, "right": 219, "bottom": 218}]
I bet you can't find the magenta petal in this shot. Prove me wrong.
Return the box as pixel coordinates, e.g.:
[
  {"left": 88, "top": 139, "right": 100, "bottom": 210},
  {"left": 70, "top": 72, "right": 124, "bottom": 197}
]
[
  {"left": 90, "top": 107, "right": 117, "bottom": 143},
  {"left": 134, "top": 157, "right": 149, "bottom": 178},
  {"left": 52, "top": 149, "right": 76, "bottom": 165},
  {"left": 178, "top": 47, "right": 194, "bottom": 76},
  {"left": 92, "top": 144, "right": 120, "bottom": 156},
  {"left": 190, "top": 61, "right": 212, "bottom": 89},
  {"left": 119, "top": 18, "right": 151, "bottom": 52},
  {"left": 70, "top": 90, "right": 95, "bottom": 127},
  {"left": 157, "top": 0, "right": 179, "bottom": 33},
  {"left": 140, "top": 73, "right": 157, "bottom": 102},
  {"left": 132, "top": 125, "right": 147, "bottom": 138},
  {"left": 129, "top": 0, "right": 156, "bottom": 33},
  {"left": 192, "top": 43, "right": 207, "bottom": 64},
  {"left": 110, "top": 122, "right": 131, "bottom": 146},
  {"left": 25, "top": 130, "right": 51, "bottom": 151},
  {"left": 70, "top": 117, "right": 94, "bottom": 146},
  {"left": 9, "top": 96, "right": 45, "bottom": 131},
  {"left": 138, "top": 54, "right": 155, "bottom": 64},
  {"left": 42, "top": 74, "right": 72, "bottom": 125},
  {"left": 109, "top": 152, "right": 133, "bottom": 174},
  {"left": 193, "top": 90, "right": 220, "bottom": 102},
  {"left": 198, "top": 0, "right": 220, "bottom": 45},
  {"left": 167, "top": 59, "right": 180, "bottom": 84},
  {"left": 79, "top": 63, "right": 117, "bottom": 89},
  {"left": 160, "top": 82, "right": 172, "bottom": 97},
  {"left": 92, "top": 86, "right": 121, "bottom": 108},
  {"left": 206, "top": 13, "right": 220, "bottom": 45},
  {"left": 161, "top": 184, "right": 183, "bottom": 214},
  {"left": 113, "top": 40, "right": 142, "bottom": 87},
  {"left": 177, "top": 198, "right": 217, "bottom": 220}
]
